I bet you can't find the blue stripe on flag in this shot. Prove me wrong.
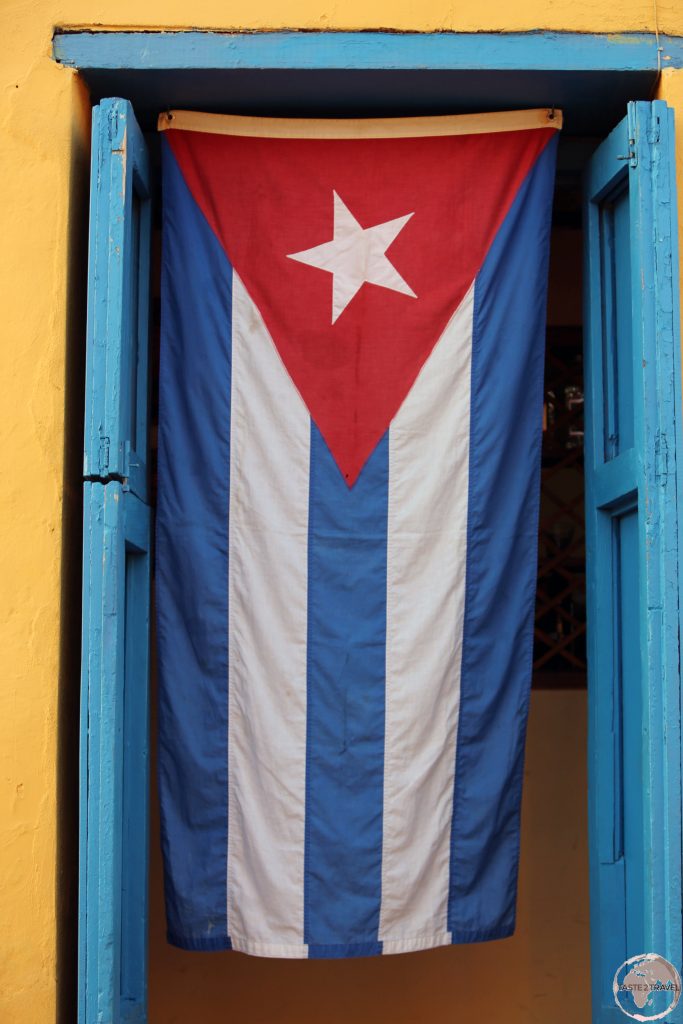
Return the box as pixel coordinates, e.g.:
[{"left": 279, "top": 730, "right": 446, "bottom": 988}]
[
  {"left": 156, "top": 139, "right": 233, "bottom": 950},
  {"left": 447, "top": 135, "right": 558, "bottom": 939},
  {"left": 305, "top": 425, "right": 388, "bottom": 957}
]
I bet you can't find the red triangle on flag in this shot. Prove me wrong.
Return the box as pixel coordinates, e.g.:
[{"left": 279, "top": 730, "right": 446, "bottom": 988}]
[{"left": 167, "top": 126, "right": 553, "bottom": 486}]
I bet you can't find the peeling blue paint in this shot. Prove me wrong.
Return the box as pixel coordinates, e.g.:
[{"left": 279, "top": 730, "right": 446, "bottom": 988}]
[{"left": 53, "top": 30, "right": 683, "bottom": 72}]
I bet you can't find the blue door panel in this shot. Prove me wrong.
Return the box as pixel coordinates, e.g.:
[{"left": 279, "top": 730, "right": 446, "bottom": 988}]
[
  {"left": 80, "top": 98, "right": 152, "bottom": 1024},
  {"left": 120, "top": 496, "right": 152, "bottom": 1023},
  {"left": 80, "top": 484, "right": 151, "bottom": 1023},
  {"left": 599, "top": 188, "right": 635, "bottom": 460},
  {"left": 584, "top": 101, "right": 682, "bottom": 1023},
  {"left": 617, "top": 508, "right": 645, "bottom": 955},
  {"left": 84, "top": 98, "right": 152, "bottom": 500}
]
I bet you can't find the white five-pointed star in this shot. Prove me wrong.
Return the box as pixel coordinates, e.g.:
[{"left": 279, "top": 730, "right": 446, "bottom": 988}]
[{"left": 287, "top": 191, "right": 417, "bottom": 324}]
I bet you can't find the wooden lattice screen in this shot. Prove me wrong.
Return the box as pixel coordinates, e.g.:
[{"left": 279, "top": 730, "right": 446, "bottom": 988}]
[{"left": 533, "top": 326, "right": 586, "bottom": 688}]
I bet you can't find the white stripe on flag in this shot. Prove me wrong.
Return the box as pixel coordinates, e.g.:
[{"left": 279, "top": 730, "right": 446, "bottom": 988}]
[
  {"left": 227, "top": 273, "right": 310, "bottom": 956},
  {"left": 379, "top": 281, "right": 475, "bottom": 946}
]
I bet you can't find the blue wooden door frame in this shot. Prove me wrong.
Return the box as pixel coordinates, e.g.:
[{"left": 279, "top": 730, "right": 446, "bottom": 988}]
[
  {"left": 65, "top": 29, "right": 683, "bottom": 1024},
  {"left": 53, "top": 29, "right": 683, "bottom": 73},
  {"left": 53, "top": 31, "right": 683, "bottom": 139}
]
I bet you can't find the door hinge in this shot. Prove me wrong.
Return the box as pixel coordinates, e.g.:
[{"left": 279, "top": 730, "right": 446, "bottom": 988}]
[
  {"left": 623, "top": 105, "right": 638, "bottom": 168},
  {"left": 655, "top": 431, "right": 669, "bottom": 486},
  {"left": 98, "top": 434, "right": 110, "bottom": 476},
  {"left": 107, "top": 106, "right": 119, "bottom": 143},
  {"left": 620, "top": 108, "right": 661, "bottom": 168}
]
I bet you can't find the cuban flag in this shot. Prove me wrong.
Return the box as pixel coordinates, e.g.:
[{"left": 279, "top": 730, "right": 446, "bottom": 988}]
[{"left": 156, "top": 109, "right": 560, "bottom": 958}]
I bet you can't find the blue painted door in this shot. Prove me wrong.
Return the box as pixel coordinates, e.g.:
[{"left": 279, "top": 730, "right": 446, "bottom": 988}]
[
  {"left": 80, "top": 99, "right": 152, "bottom": 1024},
  {"left": 584, "top": 101, "right": 683, "bottom": 1022}
]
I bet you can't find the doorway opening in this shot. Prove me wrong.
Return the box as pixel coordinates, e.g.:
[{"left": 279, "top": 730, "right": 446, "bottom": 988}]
[{"left": 139, "top": 133, "right": 592, "bottom": 1024}]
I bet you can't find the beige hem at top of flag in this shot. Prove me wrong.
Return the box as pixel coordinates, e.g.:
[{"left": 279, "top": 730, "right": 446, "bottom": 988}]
[{"left": 157, "top": 107, "right": 562, "bottom": 139}]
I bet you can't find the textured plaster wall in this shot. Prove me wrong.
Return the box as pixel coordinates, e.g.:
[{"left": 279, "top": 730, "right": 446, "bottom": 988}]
[
  {"left": 0, "top": 10, "right": 90, "bottom": 1023},
  {"left": 1, "top": 2, "right": 683, "bottom": 1022},
  {"left": 10, "top": 0, "right": 683, "bottom": 34}
]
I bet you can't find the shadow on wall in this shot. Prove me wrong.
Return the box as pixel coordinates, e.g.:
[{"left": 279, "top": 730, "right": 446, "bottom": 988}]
[
  {"left": 56, "top": 75, "right": 91, "bottom": 1024},
  {"left": 148, "top": 689, "right": 589, "bottom": 1024}
]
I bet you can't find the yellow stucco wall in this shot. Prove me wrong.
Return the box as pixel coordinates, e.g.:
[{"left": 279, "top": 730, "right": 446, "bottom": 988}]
[{"left": 2, "top": 2, "right": 683, "bottom": 1022}]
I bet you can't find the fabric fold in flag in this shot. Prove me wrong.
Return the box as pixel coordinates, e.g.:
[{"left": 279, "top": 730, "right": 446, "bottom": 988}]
[{"left": 155, "top": 108, "right": 560, "bottom": 958}]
